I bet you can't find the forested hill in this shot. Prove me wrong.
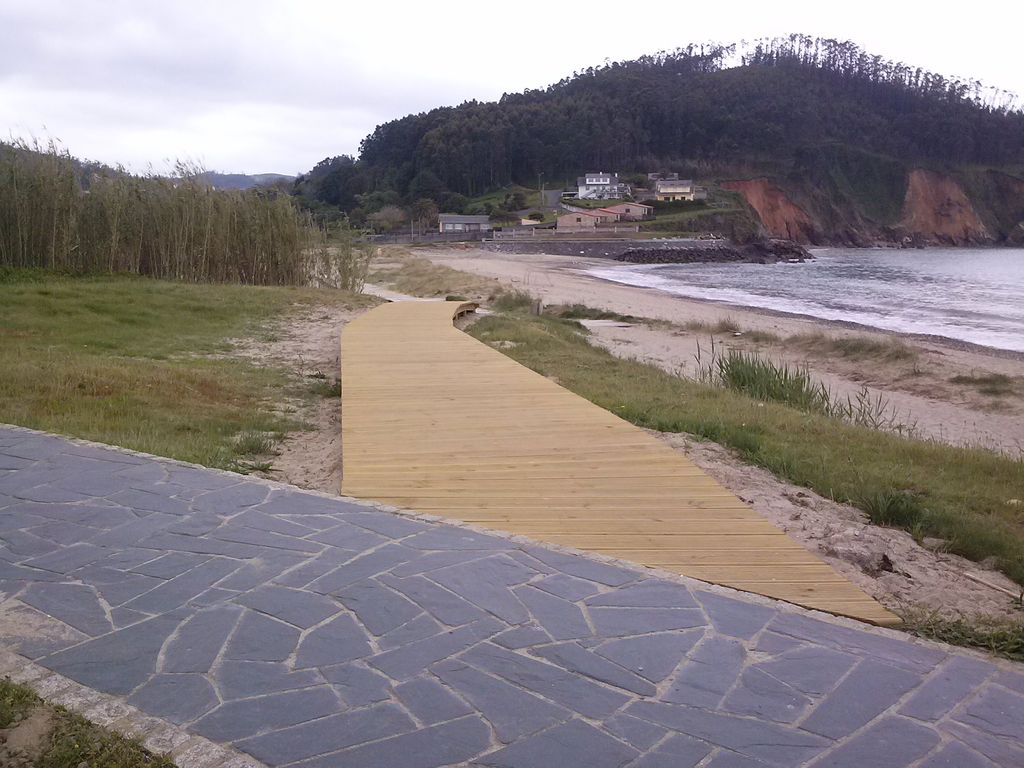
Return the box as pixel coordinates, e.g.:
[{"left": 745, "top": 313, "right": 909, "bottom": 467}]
[{"left": 296, "top": 36, "right": 1024, "bottom": 244}]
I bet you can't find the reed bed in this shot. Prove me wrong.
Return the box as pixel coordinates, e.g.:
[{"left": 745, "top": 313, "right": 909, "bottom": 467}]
[{"left": 0, "top": 139, "right": 369, "bottom": 288}]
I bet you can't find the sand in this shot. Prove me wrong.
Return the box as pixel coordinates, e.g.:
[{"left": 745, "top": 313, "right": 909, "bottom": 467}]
[{"left": 232, "top": 304, "right": 367, "bottom": 492}]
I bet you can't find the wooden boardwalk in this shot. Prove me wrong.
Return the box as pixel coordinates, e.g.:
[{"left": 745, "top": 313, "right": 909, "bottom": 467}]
[{"left": 340, "top": 301, "right": 899, "bottom": 626}]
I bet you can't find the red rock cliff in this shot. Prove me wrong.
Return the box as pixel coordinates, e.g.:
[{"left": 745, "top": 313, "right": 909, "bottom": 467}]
[
  {"left": 898, "top": 169, "right": 991, "bottom": 245},
  {"left": 722, "top": 179, "right": 818, "bottom": 243}
]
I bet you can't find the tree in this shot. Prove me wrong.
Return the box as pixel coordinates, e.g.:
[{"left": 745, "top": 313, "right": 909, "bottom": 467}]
[
  {"left": 412, "top": 198, "right": 439, "bottom": 231},
  {"left": 297, "top": 37, "right": 1024, "bottom": 211},
  {"left": 407, "top": 169, "right": 446, "bottom": 202},
  {"left": 367, "top": 205, "right": 407, "bottom": 233}
]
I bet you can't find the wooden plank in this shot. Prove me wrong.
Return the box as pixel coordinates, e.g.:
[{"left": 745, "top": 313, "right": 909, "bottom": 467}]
[{"left": 340, "top": 300, "right": 899, "bottom": 627}]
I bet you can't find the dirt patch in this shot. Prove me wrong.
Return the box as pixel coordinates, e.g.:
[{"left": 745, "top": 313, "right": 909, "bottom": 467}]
[
  {"left": 654, "top": 430, "right": 1023, "bottom": 622},
  {"left": 232, "top": 302, "right": 380, "bottom": 493},
  {"left": 0, "top": 708, "right": 53, "bottom": 766},
  {"left": 722, "top": 178, "right": 818, "bottom": 242}
]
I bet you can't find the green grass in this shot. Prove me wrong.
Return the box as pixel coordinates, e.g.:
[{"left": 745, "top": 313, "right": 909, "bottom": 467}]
[
  {"left": 308, "top": 375, "right": 342, "bottom": 398},
  {"left": 468, "top": 312, "right": 1024, "bottom": 586},
  {"left": 491, "top": 290, "right": 537, "bottom": 312},
  {"left": 0, "top": 678, "right": 39, "bottom": 728},
  {"left": 859, "top": 489, "right": 927, "bottom": 529},
  {"left": 0, "top": 273, "right": 374, "bottom": 471},
  {"left": 700, "top": 346, "right": 832, "bottom": 413},
  {"left": 464, "top": 185, "right": 545, "bottom": 213},
  {"left": 1, "top": 678, "right": 174, "bottom": 767},
  {"left": 902, "top": 610, "right": 1024, "bottom": 662},
  {"left": 791, "top": 332, "right": 919, "bottom": 362},
  {"left": 950, "top": 372, "right": 1016, "bottom": 397},
  {"left": 545, "top": 304, "right": 641, "bottom": 323}
]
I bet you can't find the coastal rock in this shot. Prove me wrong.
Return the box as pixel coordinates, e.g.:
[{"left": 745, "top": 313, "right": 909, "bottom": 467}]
[{"left": 614, "top": 239, "right": 811, "bottom": 265}]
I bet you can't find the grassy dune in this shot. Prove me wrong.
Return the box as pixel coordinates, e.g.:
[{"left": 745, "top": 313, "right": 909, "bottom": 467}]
[{"left": 0, "top": 272, "right": 373, "bottom": 470}]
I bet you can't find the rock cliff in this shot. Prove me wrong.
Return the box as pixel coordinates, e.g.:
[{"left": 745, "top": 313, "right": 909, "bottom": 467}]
[{"left": 722, "top": 167, "right": 1024, "bottom": 246}]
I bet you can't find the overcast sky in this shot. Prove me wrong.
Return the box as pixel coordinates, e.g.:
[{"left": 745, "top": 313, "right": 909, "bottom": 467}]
[{"left": 2, "top": 0, "right": 1020, "bottom": 175}]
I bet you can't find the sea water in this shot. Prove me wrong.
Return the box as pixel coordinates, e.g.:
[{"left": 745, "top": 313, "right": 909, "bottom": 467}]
[{"left": 585, "top": 247, "right": 1024, "bottom": 353}]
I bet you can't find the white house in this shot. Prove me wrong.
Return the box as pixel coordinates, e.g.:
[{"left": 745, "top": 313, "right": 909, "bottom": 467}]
[
  {"left": 576, "top": 171, "right": 628, "bottom": 200},
  {"left": 655, "top": 179, "right": 708, "bottom": 202}
]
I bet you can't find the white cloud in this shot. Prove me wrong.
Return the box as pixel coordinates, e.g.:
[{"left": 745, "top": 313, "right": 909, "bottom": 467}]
[{"left": 1, "top": 0, "right": 1020, "bottom": 173}]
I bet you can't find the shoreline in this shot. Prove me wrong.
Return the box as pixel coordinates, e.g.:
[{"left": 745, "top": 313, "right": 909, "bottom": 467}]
[{"left": 579, "top": 266, "right": 1024, "bottom": 363}]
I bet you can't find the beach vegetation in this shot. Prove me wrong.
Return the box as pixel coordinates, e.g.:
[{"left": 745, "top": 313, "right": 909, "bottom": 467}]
[
  {"left": 490, "top": 290, "right": 537, "bottom": 312},
  {"left": 949, "top": 372, "right": 1016, "bottom": 397},
  {"left": 901, "top": 609, "right": 1024, "bottom": 663},
  {"left": 790, "top": 331, "right": 919, "bottom": 362},
  {"left": 695, "top": 340, "right": 916, "bottom": 434},
  {"left": 1, "top": 677, "right": 175, "bottom": 768},
  {"left": 546, "top": 304, "right": 641, "bottom": 323}
]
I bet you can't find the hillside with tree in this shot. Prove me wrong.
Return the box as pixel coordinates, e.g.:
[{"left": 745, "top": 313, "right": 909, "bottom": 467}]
[{"left": 294, "top": 35, "right": 1024, "bottom": 245}]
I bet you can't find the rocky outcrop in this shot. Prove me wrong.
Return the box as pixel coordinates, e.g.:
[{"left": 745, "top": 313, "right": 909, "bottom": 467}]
[
  {"left": 722, "top": 179, "right": 819, "bottom": 243},
  {"left": 615, "top": 239, "right": 811, "bottom": 265},
  {"left": 898, "top": 169, "right": 992, "bottom": 245}
]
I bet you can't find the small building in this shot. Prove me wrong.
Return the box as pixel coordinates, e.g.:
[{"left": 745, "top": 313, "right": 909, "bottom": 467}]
[
  {"left": 576, "top": 171, "right": 628, "bottom": 200},
  {"left": 647, "top": 172, "right": 679, "bottom": 182},
  {"left": 655, "top": 179, "right": 708, "bottom": 202},
  {"left": 600, "top": 202, "right": 653, "bottom": 221},
  {"left": 557, "top": 211, "right": 600, "bottom": 231},
  {"left": 438, "top": 214, "right": 493, "bottom": 233},
  {"left": 591, "top": 209, "right": 622, "bottom": 224}
]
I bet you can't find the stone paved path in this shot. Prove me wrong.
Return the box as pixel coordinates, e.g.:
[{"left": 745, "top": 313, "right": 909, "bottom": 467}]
[{"left": 0, "top": 426, "right": 1021, "bottom": 768}]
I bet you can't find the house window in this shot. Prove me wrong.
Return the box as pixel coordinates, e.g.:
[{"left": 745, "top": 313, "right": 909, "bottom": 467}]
[{"left": 576, "top": 217, "right": 582, "bottom": 223}]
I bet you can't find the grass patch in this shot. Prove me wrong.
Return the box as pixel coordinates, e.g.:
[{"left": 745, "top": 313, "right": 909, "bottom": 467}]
[
  {"left": 468, "top": 312, "right": 1024, "bottom": 585},
  {"left": 1, "top": 678, "right": 174, "bottom": 767},
  {"left": 683, "top": 319, "right": 780, "bottom": 343},
  {"left": 233, "top": 430, "right": 279, "bottom": 456},
  {"left": 950, "top": 372, "right": 1016, "bottom": 397},
  {"left": 902, "top": 610, "right": 1024, "bottom": 662},
  {"left": 791, "top": 332, "right": 919, "bottom": 362},
  {"left": 859, "top": 489, "right": 927, "bottom": 529},
  {"left": 696, "top": 342, "right": 914, "bottom": 433},
  {"left": 490, "top": 290, "right": 537, "bottom": 312},
  {"left": 0, "top": 678, "right": 39, "bottom": 728},
  {"left": 0, "top": 274, "right": 373, "bottom": 470},
  {"left": 546, "top": 304, "right": 640, "bottom": 323},
  {"left": 685, "top": 318, "right": 740, "bottom": 334},
  {"left": 308, "top": 376, "right": 342, "bottom": 398},
  {"left": 698, "top": 344, "right": 831, "bottom": 413}
]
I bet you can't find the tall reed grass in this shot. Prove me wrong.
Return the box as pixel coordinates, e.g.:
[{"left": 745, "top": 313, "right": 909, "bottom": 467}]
[{"left": 0, "top": 139, "right": 369, "bottom": 288}]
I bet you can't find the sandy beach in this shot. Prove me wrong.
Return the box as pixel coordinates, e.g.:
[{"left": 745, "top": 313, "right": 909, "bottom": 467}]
[{"left": 424, "top": 245, "right": 1024, "bottom": 455}]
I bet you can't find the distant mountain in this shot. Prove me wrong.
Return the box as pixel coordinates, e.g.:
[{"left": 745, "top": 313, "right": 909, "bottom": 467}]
[
  {"left": 295, "top": 35, "right": 1024, "bottom": 245},
  {"left": 199, "top": 172, "right": 294, "bottom": 190}
]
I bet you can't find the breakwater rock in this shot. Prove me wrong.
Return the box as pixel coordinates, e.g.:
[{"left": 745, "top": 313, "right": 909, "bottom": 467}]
[{"left": 615, "top": 239, "right": 812, "bottom": 265}]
